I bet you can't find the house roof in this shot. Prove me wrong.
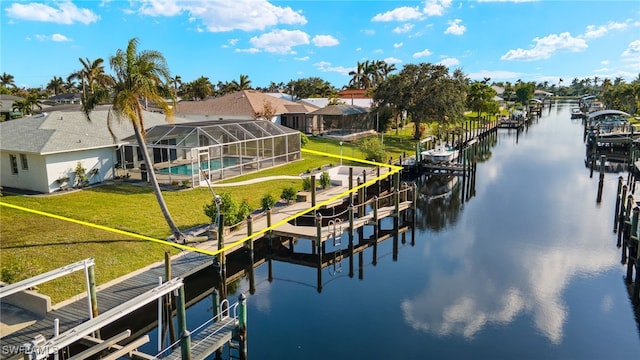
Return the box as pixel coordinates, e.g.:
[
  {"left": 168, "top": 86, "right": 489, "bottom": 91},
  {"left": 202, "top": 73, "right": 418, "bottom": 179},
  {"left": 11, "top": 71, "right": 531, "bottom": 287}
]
[
  {"left": 298, "top": 98, "right": 373, "bottom": 109},
  {"left": 309, "top": 104, "right": 370, "bottom": 116},
  {"left": 176, "top": 90, "right": 315, "bottom": 117},
  {"left": 0, "top": 94, "right": 24, "bottom": 113},
  {"left": 0, "top": 106, "right": 191, "bottom": 155}
]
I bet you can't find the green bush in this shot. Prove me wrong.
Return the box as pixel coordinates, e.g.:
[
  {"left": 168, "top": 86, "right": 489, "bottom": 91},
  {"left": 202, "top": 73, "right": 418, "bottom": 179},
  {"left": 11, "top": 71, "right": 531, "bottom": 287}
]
[
  {"left": 203, "top": 193, "right": 253, "bottom": 226},
  {"left": 300, "top": 132, "right": 309, "bottom": 147},
  {"left": 281, "top": 186, "right": 297, "bottom": 203},
  {"left": 302, "top": 177, "right": 312, "bottom": 191},
  {"left": 319, "top": 171, "right": 331, "bottom": 189},
  {"left": 261, "top": 194, "right": 277, "bottom": 210},
  {"left": 359, "top": 137, "right": 387, "bottom": 163}
]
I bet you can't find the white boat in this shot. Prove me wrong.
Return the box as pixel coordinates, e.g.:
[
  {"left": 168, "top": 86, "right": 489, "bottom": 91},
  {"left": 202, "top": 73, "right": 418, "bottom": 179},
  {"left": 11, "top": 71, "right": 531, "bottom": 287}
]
[
  {"left": 421, "top": 142, "right": 459, "bottom": 163},
  {"left": 571, "top": 108, "right": 585, "bottom": 119}
]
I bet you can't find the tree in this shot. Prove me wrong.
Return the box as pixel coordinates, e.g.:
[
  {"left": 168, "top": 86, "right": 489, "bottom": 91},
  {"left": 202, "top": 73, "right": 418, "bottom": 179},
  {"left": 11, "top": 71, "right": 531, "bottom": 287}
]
[
  {"left": 466, "top": 81, "right": 497, "bottom": 119},
  {"left": 0, "top": 72, "right": 16, "bottom": 88},
  {"left": 169, "top": 75, "right": 182, "bottom": 98},
  {"left": 229, "top": 74, "right": 252, "bottom": 91},
  {"left": 68, "top": 57, "right": 114, "bottom": 117},
  {"left": 187, "top": 76, "right": 213, "bottom": 100},
  {"left": 47, "top": 76, "right": 65, "bottom": 96},
  {"left": 514, "top": 81, "right": 535, "bottom": 105},
  {"left": 82, "top": 38, "right": 185, "bottom": 242},
  {"left": 287, "top": 77, "right": 337, "bottom": 99}
]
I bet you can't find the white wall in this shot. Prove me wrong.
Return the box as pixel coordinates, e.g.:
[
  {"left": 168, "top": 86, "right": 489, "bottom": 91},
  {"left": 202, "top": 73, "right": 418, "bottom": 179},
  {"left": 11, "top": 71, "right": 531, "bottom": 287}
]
[
  {"left": 0, "top": 151, "right": 49, "bottom": 193},
  {"left": 45, "top": 148, "right": 117, "bottom": 193}
]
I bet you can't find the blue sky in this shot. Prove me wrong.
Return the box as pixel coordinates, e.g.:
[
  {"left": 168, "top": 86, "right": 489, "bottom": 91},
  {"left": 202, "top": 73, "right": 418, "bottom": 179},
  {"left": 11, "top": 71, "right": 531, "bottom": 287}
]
[{"left": 2, "top": 0, "right": 639, "bottom": 90}]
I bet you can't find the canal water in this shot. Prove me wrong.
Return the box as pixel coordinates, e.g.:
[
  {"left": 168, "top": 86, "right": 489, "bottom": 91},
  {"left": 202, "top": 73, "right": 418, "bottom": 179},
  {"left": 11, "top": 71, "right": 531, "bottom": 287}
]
[{"left": 144, "top": 100, "right": 640, "bottom": 359}]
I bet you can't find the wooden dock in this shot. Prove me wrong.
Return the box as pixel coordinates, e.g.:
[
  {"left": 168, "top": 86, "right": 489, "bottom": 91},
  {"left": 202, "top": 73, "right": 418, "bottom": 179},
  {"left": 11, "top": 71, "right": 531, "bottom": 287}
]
[{"left": 2, "top": 165, "right": 413, "bottom": 360}]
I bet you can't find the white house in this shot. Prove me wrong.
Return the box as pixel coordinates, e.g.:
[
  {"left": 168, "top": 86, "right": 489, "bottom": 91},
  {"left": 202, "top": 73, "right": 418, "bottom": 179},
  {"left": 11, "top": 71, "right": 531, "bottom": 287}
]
[{"left": 0, "top": 105, "right": 190, "bottom": 194}]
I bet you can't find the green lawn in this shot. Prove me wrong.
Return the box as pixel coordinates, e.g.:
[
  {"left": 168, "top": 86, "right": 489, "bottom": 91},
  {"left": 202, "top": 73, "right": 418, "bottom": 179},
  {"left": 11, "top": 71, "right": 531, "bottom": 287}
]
[{"left": 0, "top": 134, "right": 418, "bottom": 303}]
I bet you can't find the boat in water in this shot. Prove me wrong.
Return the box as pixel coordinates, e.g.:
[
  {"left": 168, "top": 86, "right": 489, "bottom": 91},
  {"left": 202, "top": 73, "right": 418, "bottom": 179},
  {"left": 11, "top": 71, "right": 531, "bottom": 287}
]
[
  {"left": 571, "top": 108, "right": 585, "bottom": 119},
  {"left": 421, "top": 142, "right": 459, "bottom": 163}
]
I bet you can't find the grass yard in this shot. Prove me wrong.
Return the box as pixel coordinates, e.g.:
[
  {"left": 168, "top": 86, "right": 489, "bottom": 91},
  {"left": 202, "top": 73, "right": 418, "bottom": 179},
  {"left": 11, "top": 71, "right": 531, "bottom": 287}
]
[{"left": 0, "top": 134, "right": 418, "bottom": 303}]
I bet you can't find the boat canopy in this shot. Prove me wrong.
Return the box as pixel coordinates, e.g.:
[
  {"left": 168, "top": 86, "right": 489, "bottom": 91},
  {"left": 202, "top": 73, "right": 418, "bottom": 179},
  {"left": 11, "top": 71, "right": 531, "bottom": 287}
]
[{"left": 587, "top": 109, "right": 631, "bottom": 120}]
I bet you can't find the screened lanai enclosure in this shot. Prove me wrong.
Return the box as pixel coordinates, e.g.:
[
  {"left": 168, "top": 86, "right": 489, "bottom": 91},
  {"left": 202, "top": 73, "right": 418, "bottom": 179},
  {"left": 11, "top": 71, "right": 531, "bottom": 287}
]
[{"left": 122, "top": 119, "right": 301, "bottom": 187}]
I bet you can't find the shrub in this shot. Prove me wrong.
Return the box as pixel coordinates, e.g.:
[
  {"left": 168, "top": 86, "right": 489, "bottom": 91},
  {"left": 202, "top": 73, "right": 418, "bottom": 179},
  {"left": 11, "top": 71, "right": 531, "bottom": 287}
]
[
  {"left": 319, "top": 171, "right": 331, "bottom": 189},
  {"left": 300, "top": 132, "right": 309, "bottom": 147},
  {"left": 302, "top": 177, "right": 312, "bottom": 191},
  {"left": 261, "top": 194, "right": 277, "bottom": 210},
  {"left": 181, "top": 179, "right": 191, "bottom": 188},
  {"left": 281, "top": 186, "right": 297, "bottom": 203},
  {"left": 359, "top": 137, "right": 387, "bottom": 163},
  {"left": 203, "top": 193, "right": 253, "bottom": 227}
]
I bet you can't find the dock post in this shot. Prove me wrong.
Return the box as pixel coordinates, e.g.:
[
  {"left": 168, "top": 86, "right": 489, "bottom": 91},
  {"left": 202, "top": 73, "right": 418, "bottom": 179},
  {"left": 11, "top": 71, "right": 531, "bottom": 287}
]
[
  {"left": 176, "top": 286, "right": 191, "bottom": 360},
  {"left": 349, "top": 167, "right": 354, "bottom": 206},
  {"left": 87, "top": 263, "right": 98, "bottom": 319},
  {"left": 634, "top": 242, "right": 640, "bottom": 305},
  {"left": 626, "top": 207, "right": 639, "bottom": 283},
  {"left": 597, "top": 155, "right": 606, "bottom": 202},
  {"left": 218, "top": 214, "right": 226, "bottom": 280},
  {"left": 247, "top": 215, "right": 254, "bottom": 261},
  {"left": 311, "top": 175, "right": 316, "bottom": 219},
  {"left": 349, "top": 203, "right": 354, "bottom": 235},
  {"left": 412, "top": 183, "right": 418, "bottom": 224},
  {"left": 212, "top": 288, "right": 220, "bottom": 321},
  {"left": 165, "top": 251, "right": 176, "bottom": 345},
  {"left": 618, "top": 185, "right": 628, "bottom": 246},
  {"left": 376, "top": 166, "right": 381, "bottom": 197},
  {"left": 614, "top": 176, "right": 624, "bottom": 231},
  {"left": 316, "top": 213, "right": 323, "bottom": 293},
  {"left": 237, "top": 293, "right": 248, "bottom": 360}
]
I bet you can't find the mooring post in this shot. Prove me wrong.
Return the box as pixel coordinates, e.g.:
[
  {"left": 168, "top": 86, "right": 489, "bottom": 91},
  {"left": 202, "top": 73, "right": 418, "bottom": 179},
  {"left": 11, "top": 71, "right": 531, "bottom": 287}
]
[
  {"left": 165, "top": 251, "right": 176, "bottom": 345},
  {"left": 246, "top": 215, "right": 254, "bottom": 262},
  {"left": 212, "top": 287, "right": 220, "bottom": 321},
  {"left": 597, "top": 155, "right": 606, "bottom": 202},
  {"left": 311, "top": 175, "right": 316, "bottom": 218},
  {"left": 356, "top": 176, "right": 363, "bottom": 217},
  {"left": 618, "top": 185, "right": 628, "bottom": 246},
  {"left": 88, "top": 263, "right": 98, "bottom": 319},
  {"left": 412, "top": 183, "right": 418, "bottom": 225},
  {"left": 626, "top": 207, "right": 639, "bottom": 283},
  {"left": 349, "top": 167, "right": 354, "bottom": 206},
  {"left": 316, "top": 212, "right": 323, "bottom": 293},
  {"left": 237, "top": 293, "right": 248, "bottom": 360},
  {"left": 376, "top": 166, "right": 381, "bottom": 197},
  {"left": 218, "top": 214, "right": 226, "bottom": 276},
  {"left": 176, "top": 286, "right": 191, "bottom": 360},
  {"left": 349, "top": 203, "right": 354, "bottom": 235},
  {"left": 614, "top": 176, "right": 624, "bottom": 230}
]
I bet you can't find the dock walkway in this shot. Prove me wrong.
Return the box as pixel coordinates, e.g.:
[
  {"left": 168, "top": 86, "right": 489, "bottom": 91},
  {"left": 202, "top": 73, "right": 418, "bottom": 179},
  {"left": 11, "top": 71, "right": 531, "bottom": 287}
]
[{"left": 1, "top": 167, "right": 407, "bottom": 359}]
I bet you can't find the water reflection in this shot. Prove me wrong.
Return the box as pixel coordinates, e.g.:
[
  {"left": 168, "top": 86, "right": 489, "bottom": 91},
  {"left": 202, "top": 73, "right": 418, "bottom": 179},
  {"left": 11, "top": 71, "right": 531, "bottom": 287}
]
[{"left": 402, "top": 103, "right": 624, "bottom": 344}]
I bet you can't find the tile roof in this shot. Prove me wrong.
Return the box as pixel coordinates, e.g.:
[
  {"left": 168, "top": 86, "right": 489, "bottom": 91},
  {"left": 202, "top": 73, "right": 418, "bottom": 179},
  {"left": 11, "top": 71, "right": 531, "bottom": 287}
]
[{"left": 0, "top": 107, "right": 190, "bottom": 155}]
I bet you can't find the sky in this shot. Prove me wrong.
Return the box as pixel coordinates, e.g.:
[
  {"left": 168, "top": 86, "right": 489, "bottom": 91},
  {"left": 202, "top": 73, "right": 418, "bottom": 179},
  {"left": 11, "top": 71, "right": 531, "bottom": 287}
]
[{"left": 1, "top": 0, "right": 640, "bottom": 91}]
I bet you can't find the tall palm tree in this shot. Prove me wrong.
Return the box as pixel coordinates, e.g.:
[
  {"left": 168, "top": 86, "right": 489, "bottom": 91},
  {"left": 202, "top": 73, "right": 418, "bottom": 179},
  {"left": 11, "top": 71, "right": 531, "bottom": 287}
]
[
  {"left": 69, "top": 57, "right": 114, "bottom": 116},
  {"left": 169, "top": 75, "right": 182, "bottom": 98},
  {"left": 1, "top": 72, "right": 16, "bottom": 88},
  {"left": 83, "top": 38, "right": 185, "bottom": 242},
  {"left": 230, "top": 74, "right": 252, "bottom": 91},
  {"left": 47, "top": 76, "right": 65, "bottom": 96}
]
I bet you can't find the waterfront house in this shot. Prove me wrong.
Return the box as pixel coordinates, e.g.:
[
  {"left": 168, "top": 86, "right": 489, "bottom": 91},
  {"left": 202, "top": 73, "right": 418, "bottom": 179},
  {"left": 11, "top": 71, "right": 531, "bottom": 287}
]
[{"left": 0, "top": 105, "right": 190, "bottom": 194}]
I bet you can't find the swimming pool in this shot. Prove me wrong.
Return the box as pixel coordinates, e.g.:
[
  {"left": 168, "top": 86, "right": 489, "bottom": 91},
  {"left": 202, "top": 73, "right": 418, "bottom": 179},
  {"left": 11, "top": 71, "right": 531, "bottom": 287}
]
[{"left": 156, "top": 157, "right": 250, "bottom": 175}]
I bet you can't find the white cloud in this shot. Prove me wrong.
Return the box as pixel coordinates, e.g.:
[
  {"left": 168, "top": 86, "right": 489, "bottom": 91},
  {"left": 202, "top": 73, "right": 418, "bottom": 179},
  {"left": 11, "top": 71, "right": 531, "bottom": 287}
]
[
  {"left": 445, "top": 19, "right": 466, "bottom": 35},
  {"left": 384, "top": 57, "right": 403, "bottom": 64},
  {"left": 413, "top": 49, "right": 433, "bottom": 58},
  {"left": 313, "top": 61, "right": 352, "bottom": 76},
  {"left": 248, "top": 29, "right": 309, "bottom": 54},
  {"left": 501, "top": 32, "right": 587, "bottom": 61},
  {"left": 371, "top": 6, "right": 423, "bottom": 22},
  {"left": 51, "top": 33, "right": 71, "bottom": 42},
  {"left": 374, "top": 49, "right": 384, "bottom": 54},
  {"left": 33, "top": 34, "right": 72, "bottom": 42},
  {"left": 5, "top": 0, "right": 99, "bottom": 24},
  {"left": 621, "top": 40, "right": 640, "bottom": 57},
  {"left": 312, "top": 35, "right": 339, "bottom": 47},
  {"left": 294, "top": 56, "right": 310, "bottom": 61},
  {"left": 393, "top": 23, "right": 415, "bottom": 34},
  {"left": 423, "top": 0, "right": 452, "bottom": 16},
  {"left": 439, "top": 57, "right": 460, "bottom": 67},
  {"left": 600, "top": 60, "right": 609, "bottom": 66},
  {"left": 394, "top": 42, "right": 404, "bottom": 48},
  {"left": 583, "top": 21, "right": 628, "bottom": 39},
  {"left": 362, "top": 29, "right": 376, "bottom": 36},
  {"left": 222, "top": 38, "right": 239, "bottom": 48},
  {"left": 235, "top": 48, "right": 260, "bottom": 54},
  {"left": 136, "top": 0, "right": 307, "bottom": 32}
]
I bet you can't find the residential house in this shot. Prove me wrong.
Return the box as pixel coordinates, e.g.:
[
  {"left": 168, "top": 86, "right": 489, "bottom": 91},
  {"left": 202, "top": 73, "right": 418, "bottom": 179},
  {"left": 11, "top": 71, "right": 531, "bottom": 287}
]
[
  {"left": 0, "top": 105, "right": 190, "bottom": 194},
  {"left": 0, "top": 94, "right": 25, "bottom": 121},
  {"left": 175, "top": 90, "right": 318, "bottom": 133}
]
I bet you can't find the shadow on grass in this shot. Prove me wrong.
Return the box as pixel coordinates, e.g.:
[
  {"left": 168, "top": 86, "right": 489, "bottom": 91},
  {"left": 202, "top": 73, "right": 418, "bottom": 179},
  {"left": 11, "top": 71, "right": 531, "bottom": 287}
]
[
  {"left": 85, "top": 183, "right": 154, "bottom": 195},
  {"left": 0, "top": 238, "right": 150, "bottom": 249}
]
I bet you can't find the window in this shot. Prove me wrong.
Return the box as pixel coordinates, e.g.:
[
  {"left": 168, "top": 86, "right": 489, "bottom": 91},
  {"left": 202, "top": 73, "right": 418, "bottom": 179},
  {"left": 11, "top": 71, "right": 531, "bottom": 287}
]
[
  {"left": 20, "top": 154, "right": 28, "bottom": 170},
  {"left": 9, "top": 154, "right": 18, "bottom": 174}
]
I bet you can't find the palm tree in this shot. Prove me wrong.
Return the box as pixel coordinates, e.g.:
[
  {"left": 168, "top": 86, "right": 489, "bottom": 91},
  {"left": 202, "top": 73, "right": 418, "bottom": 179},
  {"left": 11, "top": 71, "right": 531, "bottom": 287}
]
[
  {"left": 83, "top": 38, "right": 185, "bottom": 243},
  {"left": 230, "top": 74, "right": 252, "bottom": 91},
  {"left": 1, "top": 72, "right": 16, "bottom": 88},
  {"left": 47, "top": 76, "right": 65, "bottom": 96},
  {"left": 169, "top": 75, "right": 182, "bottom": 98},
  {"left": 69, "top": 57, "right": 114, "bottom": 116},
  {"left": 12, "top": 100, "right": 30, "bottom": 117}
]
